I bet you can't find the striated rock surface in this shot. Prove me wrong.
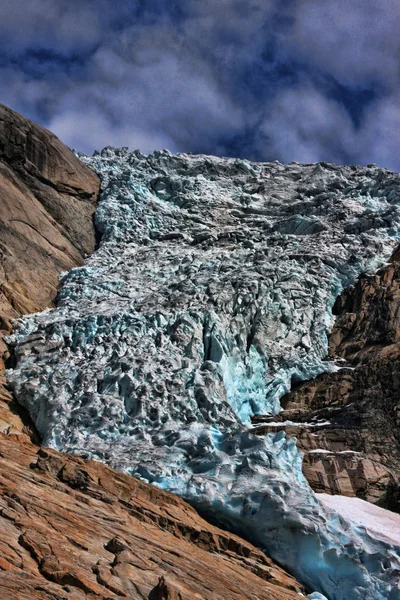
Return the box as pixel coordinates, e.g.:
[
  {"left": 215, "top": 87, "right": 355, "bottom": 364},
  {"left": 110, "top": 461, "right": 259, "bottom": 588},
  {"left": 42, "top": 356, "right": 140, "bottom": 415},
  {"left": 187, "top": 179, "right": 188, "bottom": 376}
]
[
  {"left": 0, "top": 103, "right": 100, "bottom": 319},
  {"left": 263, "top": 248, "right": 400, "bottom": 509},
  {"left": 8, "top": 148, "right": 400, "bottom": 598},
  {"left": 0, "top": 103, "right": 100, "bottom": 439},
  {"left": 0, "top": 432, "right": 303, "bottom": 600}
]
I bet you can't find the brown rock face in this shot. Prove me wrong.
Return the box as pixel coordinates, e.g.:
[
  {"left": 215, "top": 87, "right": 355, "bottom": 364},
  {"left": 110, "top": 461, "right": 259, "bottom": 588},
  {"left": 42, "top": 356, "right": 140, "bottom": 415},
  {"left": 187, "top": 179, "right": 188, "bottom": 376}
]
[
  {"left": 0, "top": 103, "right": 100, "bottom": 438},
  {"left": 0, "top": 433, "right": 303, "bottom": 600},
  {"left": 253, "top": 249, "right": 400, "bottom": 509},
  {"left": 0, "top": 103, "right": 99, "bottom": 319}
]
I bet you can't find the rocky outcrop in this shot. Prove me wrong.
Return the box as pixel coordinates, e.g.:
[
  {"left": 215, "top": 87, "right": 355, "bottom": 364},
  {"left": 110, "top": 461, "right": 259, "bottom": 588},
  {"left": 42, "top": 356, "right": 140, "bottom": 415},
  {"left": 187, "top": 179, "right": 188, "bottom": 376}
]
[
  {"left": 253, "top": 248, "right": 400, "bottom": 509},
  {"left": 0, "top": 103, "right": 100, "bottom": 439},
  {"left": 0, "top": 103, "right": 99, "bottom": 319},
  {"left": 0, "top": 432, "right": 303, "bottom": 600}
]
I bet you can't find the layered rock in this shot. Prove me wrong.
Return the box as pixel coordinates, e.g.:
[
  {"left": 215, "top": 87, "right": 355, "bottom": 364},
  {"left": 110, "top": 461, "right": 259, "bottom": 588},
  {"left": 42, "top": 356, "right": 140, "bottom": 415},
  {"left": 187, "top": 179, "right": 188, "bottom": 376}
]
[
  {"left": 0, "top": 103, "right": 100, "bottom": 438},
  {"left": 0, "top": 432, "right": 302, "bottom": 600},
  {"left": 254, "top": 247, "right": 400, "bottom": 508},
  {"left": 0, "top": 103, "right": 99, "bottom": 319}
]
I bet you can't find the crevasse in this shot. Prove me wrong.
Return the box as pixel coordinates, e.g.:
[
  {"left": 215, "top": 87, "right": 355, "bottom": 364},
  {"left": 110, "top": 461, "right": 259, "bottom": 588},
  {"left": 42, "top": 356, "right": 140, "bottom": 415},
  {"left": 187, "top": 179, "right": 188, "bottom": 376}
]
[{"left": 7, "top": 149, "right": 400, "bottom": 599}]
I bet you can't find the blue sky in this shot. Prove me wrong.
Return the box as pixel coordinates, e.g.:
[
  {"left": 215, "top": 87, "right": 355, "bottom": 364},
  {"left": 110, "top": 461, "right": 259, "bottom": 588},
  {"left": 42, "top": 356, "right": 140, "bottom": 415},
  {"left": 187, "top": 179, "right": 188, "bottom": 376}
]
[{"left": 1, "top": 0, "right": 399, "bottom": 169}]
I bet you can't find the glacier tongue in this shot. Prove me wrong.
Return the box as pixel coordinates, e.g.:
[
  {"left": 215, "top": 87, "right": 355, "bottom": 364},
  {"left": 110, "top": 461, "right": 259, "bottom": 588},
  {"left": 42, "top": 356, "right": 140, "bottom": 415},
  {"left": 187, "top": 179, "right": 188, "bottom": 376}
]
[{"left": 7, "top": 149, "right": 400, "bottom": 599}]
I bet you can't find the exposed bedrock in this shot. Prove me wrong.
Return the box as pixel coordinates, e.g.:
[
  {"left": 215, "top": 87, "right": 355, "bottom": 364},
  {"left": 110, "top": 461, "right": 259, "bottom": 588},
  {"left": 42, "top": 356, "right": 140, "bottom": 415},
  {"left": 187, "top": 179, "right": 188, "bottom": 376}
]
[
  {"left": 255, "top": 247, "right": 400, "bottom": 509},
  {"left": 0, "top": 103, "right": 100, "bottom": 319},
  {"left": 0, "top": 103, "right": 100, "bottom": 438},
  {"left": 0, "top": 432, "right": 303, "bottom": 600},
  {"left": 7, "top": 148, "right": 400, "bottom": 598}
]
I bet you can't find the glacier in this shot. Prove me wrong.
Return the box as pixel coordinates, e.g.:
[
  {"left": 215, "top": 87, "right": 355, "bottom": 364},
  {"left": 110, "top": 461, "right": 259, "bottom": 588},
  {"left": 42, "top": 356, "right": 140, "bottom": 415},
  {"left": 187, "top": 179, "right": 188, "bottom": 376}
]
[{"left": 7, "top": 148, "right": 400, "bottom": 599}]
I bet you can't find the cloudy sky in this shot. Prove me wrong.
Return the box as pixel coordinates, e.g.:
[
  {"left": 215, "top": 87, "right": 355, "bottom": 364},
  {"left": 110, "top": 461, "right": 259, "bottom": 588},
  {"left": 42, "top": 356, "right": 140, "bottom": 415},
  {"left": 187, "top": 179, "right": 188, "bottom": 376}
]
[{"left": 1, "top": 0, "right": 399, "bottom": 169}]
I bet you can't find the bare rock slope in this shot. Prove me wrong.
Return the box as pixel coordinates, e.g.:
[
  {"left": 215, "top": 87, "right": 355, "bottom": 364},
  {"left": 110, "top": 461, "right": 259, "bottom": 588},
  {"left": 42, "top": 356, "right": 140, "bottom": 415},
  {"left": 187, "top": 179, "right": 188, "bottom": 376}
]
[
  {"left": 0, "top": 103, "right": 99, "bottom": 319},
  {"left": 0, "top": 104, "right": 100, "bottom": 437},
  {"left": 0, "top": 432, "right": 303, "bottom": 600}
]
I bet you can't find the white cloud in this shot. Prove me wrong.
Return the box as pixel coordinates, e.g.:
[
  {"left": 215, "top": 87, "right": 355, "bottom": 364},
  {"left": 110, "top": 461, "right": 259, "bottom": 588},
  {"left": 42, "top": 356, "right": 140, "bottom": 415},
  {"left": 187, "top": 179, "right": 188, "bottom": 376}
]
[
  {"left": 49, "top": 110, "right": 177, "bottom": 154},
  {"left": 290, "top": 0, "right": 400, "bottom": 88},
  {"left": 356, "top": 94, "right": 400, "bottom": 171},
  {"left": 0, "top": 0, "right": 105, "bottom": 54},
  {"left": 259, "top": 85, "right": 355, "bottom": 164},
  {"left": 44, "top": 33, "right": 244, "bottom": 154},
  {"left": 257, "top": 84, "right": 400, "bottom": 171}
]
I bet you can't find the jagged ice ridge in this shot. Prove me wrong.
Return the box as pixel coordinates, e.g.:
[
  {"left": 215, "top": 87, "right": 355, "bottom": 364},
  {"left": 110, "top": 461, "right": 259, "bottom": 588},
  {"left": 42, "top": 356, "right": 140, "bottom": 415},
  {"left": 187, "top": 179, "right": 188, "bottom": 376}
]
[{"left": 7, "top": 149, "right": 400, "bottom": 599}]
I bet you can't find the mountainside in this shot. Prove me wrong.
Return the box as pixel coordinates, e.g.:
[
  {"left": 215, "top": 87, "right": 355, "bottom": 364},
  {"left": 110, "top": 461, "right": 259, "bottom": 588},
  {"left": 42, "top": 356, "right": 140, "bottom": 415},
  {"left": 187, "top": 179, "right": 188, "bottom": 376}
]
[
  {"left": 0, "top": 103, "right": 99, "bottom": 320},
  {"left": 6, "top": 145, "right": 400, "bottom": 598},
  {"left": 0, "top": 106, "right": 304, "bottom": 600},
  {"left": 0, "top": 103, "right": 100, "bottom": 439},
  {"left": 0, "top": 433, "right": 303, "bottom": 600}
]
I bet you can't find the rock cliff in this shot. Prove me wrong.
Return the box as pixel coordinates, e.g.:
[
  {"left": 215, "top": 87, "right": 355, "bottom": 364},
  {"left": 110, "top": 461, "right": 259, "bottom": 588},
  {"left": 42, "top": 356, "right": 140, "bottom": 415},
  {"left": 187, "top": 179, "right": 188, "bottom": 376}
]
[
  {"left": 0, "top": 103, "right": 99, "bottom": 320},
  {"left": 0, "top": 103, "right": 100, "bottom": 439},
  {"left": 0, "top": 433, "right": 303, "bottom": 600},
  {"left": 262, "top": 246, "right": 400, "bottom": 509}
]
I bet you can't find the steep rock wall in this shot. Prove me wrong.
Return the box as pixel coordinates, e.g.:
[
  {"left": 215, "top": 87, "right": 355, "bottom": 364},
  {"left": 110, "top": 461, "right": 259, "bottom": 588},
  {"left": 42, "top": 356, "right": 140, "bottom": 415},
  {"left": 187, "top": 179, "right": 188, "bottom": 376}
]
[
  {"left": 0, "top": 104, "right": 100, "bottom": 437},
  {"left": 272, "top": 247, "right": 400, "bottom": 508}
]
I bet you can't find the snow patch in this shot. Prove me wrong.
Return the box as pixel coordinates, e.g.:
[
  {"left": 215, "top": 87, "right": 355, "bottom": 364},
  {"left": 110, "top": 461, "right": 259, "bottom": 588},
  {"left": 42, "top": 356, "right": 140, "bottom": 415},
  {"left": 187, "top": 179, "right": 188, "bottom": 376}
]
[{"left": 318, "top": 493, "right": 400, "bottom": 547}]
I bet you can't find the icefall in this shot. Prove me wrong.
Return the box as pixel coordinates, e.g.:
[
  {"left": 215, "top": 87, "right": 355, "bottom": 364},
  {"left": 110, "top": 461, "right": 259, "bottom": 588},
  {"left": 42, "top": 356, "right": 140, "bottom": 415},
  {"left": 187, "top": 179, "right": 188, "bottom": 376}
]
[{"left": 7, "top": 149, "right": 400, "bottom": 599}]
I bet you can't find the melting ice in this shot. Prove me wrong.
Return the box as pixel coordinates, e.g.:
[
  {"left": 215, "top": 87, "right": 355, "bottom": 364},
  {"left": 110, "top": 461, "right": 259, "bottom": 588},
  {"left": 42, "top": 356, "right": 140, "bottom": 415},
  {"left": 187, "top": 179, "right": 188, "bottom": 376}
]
[{"left": 7, "top": 149, "right": 400, "bottom": 599}]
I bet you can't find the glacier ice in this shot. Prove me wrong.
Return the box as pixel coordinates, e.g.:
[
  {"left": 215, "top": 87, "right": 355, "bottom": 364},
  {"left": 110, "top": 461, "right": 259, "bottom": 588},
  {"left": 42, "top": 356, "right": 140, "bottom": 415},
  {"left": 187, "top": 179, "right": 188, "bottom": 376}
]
[{"left": 7, "top": 149, "right": 400, "bottom": 599}]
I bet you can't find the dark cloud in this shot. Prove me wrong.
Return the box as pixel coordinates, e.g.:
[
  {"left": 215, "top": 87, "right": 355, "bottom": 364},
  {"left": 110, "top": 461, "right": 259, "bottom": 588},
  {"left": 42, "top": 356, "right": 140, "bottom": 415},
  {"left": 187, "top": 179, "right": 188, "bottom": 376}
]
[
  {"left": 0, "top": 0, "right": 399, "bottom": 169},
  {"left": 0, "top": 0, "right": 105, "bottom": 54}
]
